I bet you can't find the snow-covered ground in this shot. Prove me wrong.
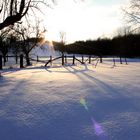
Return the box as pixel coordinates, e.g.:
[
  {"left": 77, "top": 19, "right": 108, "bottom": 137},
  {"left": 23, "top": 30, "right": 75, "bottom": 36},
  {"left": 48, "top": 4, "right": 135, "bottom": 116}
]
[
  {"left": 31, "top": 45, "right": 61, "bottom": 57},
  {"left": 0, "top": 59, "right": 140, "bottom": 140}
]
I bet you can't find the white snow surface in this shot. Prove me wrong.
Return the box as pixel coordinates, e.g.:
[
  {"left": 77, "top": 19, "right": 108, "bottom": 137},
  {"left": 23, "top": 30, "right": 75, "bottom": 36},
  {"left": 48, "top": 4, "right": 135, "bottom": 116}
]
[{"left": 0, "top": 59, "right": 140, "bottom": 140}]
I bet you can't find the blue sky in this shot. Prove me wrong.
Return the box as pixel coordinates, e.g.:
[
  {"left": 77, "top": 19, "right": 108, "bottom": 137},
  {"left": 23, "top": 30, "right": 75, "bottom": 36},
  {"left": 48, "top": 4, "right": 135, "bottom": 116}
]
[{"left": 42, "top": 0, "right": 129, "bottom": 43}]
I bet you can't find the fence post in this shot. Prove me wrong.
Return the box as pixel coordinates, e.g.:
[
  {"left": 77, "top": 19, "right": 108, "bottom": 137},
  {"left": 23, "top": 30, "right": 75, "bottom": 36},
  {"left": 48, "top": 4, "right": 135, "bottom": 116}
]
[
  {"left": 72, "top": 55, "right": 75, "bottom": 65},
  {"left": 125, "top": 57, "right": 128, "bottom": 65},
  {"left": 82, "top": 55, "right": 84, "bottom": 64},
  {"left": 50, "top": 56, "right": 52, "bottom": 66},
  {"left": 37, "top": 56, "right": 39, "bottom": 62},
  {"left": 6, "top": 55, "right": 8, "bottom": 62},
  {"left": 89, "top": 56, "right": 91, "bottom": 64},
  {"left": 65, "top": 55, "right": 67, "bottom": 64},
  {"left": 99, "top": 55, "right": 102, "bottom": 63},
  {"left": 0, "top": 55, "right": 2, "bottom": 70},
  {"left": 120, "top": 56, "right": 122, "bottom": 64},
  {"left": 16, "top": 55, "right": 18, "bottom": 64},
  {"left": 62, "top": 54, "right": 64, "bottom": 65},
  {"left": 20, "top": 54, "right": 24, "bottom": 68},
  {"left": 113, "top": 57, "right": 116, "bottom": 67}
]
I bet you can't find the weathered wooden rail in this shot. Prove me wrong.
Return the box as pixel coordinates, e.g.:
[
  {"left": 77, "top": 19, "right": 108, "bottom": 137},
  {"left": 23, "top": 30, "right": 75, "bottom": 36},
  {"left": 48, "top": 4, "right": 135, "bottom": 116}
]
[
  {"left": 0, "top": 54, "right": 128, "bottom": 70},
  {"left": 44, "top": 55, "right": 94, "bottom": 67}
]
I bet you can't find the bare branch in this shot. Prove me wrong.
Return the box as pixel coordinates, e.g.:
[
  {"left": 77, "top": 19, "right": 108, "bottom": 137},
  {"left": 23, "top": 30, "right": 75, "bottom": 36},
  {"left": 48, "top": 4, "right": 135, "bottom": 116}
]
[
  {"left": 19, "top": 0, "right": 25, "bottom": 14},
  {"left": 21, "top": 0, "right": 31, "bottom": 17},
  {"left": 10, "top": 0, "right": 14, "bottom": 16},
  {"left": 0, "top": 4, "right": 3, "bottom": 13},
  {"left": 0, "top": 0, "right": 51, "bottom": 30}
]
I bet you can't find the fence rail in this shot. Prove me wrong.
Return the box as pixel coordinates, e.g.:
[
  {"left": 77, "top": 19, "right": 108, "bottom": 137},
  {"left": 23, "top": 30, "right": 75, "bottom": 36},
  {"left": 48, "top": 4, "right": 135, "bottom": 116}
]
[{"left": 0, "top": 54, "right": 128, "bottom": 70}]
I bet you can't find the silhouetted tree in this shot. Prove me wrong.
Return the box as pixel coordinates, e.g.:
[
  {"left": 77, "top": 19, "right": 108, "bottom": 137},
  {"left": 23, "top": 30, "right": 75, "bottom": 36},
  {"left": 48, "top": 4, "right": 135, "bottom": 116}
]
[
  {"left": 124, "top": 0, "right": 140, "bottom": 31},
  {"left": 61, "top": 34, "right": 140, "bottom": 57},
  {"left": 0, "top": 0, "right": 54, "bottom": 30},
  {"left": 12, "top": 20, "right": 45, "bottom": 65},
  {"left": 59, "top": 31, "right": 66, "bottom": 55},
  {"left": 10, "top": 34, "right": 22, "bottom": 58},
  {"left": 0, "top": 28, "right": 12, "bottom": 64},
  {"left": 0, "top": 0, "right": 32, "bottom": 30}
]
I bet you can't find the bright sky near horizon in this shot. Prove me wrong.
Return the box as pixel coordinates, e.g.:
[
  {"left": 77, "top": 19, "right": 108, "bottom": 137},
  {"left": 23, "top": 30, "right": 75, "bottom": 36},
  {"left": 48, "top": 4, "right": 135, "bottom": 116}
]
[{"left": 42, "top": 0, "right": 129, "bottom": 43}]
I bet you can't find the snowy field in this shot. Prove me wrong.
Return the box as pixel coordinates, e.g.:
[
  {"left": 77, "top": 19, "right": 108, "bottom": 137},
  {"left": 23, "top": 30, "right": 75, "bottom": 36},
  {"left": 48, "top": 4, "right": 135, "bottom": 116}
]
[{"left": 0, "top": 59, "right": 140, "bottom": 140}]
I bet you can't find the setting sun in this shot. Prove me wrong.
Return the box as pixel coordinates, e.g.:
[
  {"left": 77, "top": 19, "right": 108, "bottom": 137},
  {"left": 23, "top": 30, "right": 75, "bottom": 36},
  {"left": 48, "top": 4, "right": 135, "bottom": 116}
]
[{"left": 44, "top": 31, "right": 55, "bottom": 43}]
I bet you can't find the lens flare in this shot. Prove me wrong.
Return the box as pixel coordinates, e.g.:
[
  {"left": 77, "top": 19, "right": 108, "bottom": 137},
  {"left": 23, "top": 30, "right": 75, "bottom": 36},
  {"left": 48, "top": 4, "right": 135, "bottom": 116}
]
[
  {"left": 80, "top": 98, "right": 107, "bottom": 138},
  {"left": 80, "top": 98, "right": 88, "bottom": 111},
  {"left": 91, "top": 117, "right": 105, "bottom": 136}
]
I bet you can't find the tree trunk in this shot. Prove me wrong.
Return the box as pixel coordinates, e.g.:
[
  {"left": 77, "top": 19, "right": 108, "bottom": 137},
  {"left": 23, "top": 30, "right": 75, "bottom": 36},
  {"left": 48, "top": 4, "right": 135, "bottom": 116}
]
[
  {"left": 20, "top": 54, "right": 24, "bottom": 68},
  {"left": 62, "top": 54, "right": 64, "bottom": 65},
  {"left": 25, "top": 53, "right": 31, "bottom": 66},
  {"left": 73, "top": 55, "right": 75, "bottom": 65},
  {"left": 89, "top": 56, "right": 91, "bottom": 64},
  {"left": 0, "top": 55, "right": 2, "bottom": 70},
  {"left": 15, "top": 55, "right": 18, "bottom": 64},
  {"left": 99, "top": 55, "right": 102, "bottom": 63},
  {"left": 3, "top": 55, "right": 6, "bottom": 66},
  {"left": 120, "top": 56, "right": 122, "bottom": 64}
]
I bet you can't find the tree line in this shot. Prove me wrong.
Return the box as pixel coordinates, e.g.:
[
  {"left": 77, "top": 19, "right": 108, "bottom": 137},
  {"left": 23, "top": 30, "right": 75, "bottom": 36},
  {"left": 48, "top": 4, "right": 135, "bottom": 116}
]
[{"left": 53, "top": 34, "right": 140, "bottom": 58}]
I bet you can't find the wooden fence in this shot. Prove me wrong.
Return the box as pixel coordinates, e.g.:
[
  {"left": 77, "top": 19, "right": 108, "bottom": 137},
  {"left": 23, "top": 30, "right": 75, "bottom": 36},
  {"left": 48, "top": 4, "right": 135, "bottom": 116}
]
[{"left": 0, "top": 54, "right": 128, "bottom": 70}]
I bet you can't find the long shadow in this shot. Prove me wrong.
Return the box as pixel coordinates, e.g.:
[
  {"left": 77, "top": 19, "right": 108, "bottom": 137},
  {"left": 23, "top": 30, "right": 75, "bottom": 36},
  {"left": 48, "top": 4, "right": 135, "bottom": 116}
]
[
  {"left": 45, "top": 64, "right": 92, "bottom": 74},
  {"left": 44, "top": 62, "right": 129, "bottom": 75},
  {"left": 1, "top": 68, "right": 21, "bottom": 76},
  {"left": 64, "top": 64, "right": 90, "bottom": 73},
  {"left": 69, "top": 65, "right": 140, "bottom": 101},
  {"left": 72, "top": 66, "right": 140, "bottom": 108}
]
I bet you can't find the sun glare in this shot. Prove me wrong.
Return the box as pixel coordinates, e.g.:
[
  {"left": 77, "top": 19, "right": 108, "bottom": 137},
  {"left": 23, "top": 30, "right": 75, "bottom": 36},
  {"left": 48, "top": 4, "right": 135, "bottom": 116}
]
[
  {"left": 43, "top": 0, "right": 123, "bottom": 43},
  {"left": 45, "top": 32, "right": 53, "bottom": 42}
]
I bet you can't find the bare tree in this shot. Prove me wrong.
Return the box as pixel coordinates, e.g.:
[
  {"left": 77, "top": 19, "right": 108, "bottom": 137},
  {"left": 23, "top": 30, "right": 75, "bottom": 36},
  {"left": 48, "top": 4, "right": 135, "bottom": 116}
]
[
  {"left": 0, "top": 0, "right": 84, "bottom": 30},
  {"left": 59, "top": 31, "right": 66, "bottom": 44},
  {"left": 124, "top": 0, "right": 140, "bottom": 32},
  {"left": 0, "top": 0, "right": 31, "bottom": 30},
  {"left": 58, "top": 31, "right": 66, "bottom": 54},
  {"left": 12, "top": 20, "right": 45, "bottom": 65},
  {"left": 0, "top": 28, "right": 12, "bottom": 64},
  {"left": 0, "top": 0, "right": 53, "bottom": 30},
  {"left": 9, "top": 31, "right": 22, "bottom": 59},
  {"left": 116, "top": 26, "right": 132, "bottom": 37}
]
